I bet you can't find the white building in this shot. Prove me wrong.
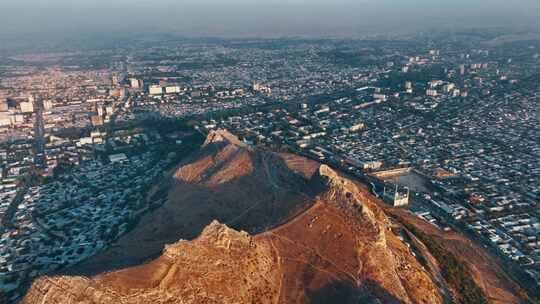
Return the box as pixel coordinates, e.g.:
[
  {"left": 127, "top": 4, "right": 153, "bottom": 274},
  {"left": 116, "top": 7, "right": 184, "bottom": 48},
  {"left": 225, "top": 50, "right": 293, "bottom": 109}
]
[
  {"left": 373, "top": 93, "right": 387, "bottom": 101},
  {"left": 149, "top": 85, "right": 163, "bottom": 95},
  {"left": 385, "top": 185, "right": 410, "bottom": 207},
  {"left": 20, "top": 101, "right": 34, "bottom": 113},
  {"left": 426, "top": 89, "right": 438, "bottom": 97},
  {"left": 165, "top": 86, "right": 181, "bottom": 94},
  {"left": 0, "top": 99, "right": 8, "bottom": 112},
  {"left": 109, "top": 153, "right": 128, "bottom": 163},
  {"left": 0, "top": 112, "right": 11, "bottom": 126},
  {"left": 130, "top": 78, "right": 141, "bottom": 89}
]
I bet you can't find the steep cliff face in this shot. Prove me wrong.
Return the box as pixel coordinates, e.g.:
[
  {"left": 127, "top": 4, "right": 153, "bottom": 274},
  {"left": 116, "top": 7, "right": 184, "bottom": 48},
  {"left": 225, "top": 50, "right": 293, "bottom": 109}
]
[{"left": 23, "top": 159, "right": 445, "bottom": 304}]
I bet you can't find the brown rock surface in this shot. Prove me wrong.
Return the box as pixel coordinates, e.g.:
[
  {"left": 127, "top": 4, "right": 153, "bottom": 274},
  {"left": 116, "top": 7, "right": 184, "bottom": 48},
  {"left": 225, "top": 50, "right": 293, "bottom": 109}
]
[{"left": 23, "top": 164, "right": 444, "bottom": 304}]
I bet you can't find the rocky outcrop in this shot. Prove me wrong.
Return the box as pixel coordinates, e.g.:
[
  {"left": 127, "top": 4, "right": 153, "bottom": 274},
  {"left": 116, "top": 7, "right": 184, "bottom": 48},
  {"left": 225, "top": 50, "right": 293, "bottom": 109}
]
[
  {"left": 164, "top": 220, "right": 253, "bottom": 258},
  {"left": 24, "top": 220, "right": 280, "bottom": 304},
  {"left": 202, "top": 129, "right": 248, "bottom": 148}
]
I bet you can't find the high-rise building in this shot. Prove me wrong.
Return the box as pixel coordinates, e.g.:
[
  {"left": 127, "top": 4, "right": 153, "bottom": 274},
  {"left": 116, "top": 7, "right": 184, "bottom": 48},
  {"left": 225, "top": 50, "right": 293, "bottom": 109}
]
[
  {"left": 459, "top": 64, "right": 466, "bottom": 76},
  {"left": 130, "top": 78, "right": 141, "bottom": 89},
  {"left": 110, "top": 88, "right": 127, "bottom": 99},
  {"left": 0, "top": 98, "right": 8, "bottom": 112},
  {"left": 0, "top": 112, "right": 11, "bottom": 126},
  {"left": 426, "top": 89, "right": 438, "bottom": 97},
  {"left": 91, "top": 115, "right": 104, "bottom": 126},
  {"left": 43, "top": 100, "right": 54, "bottom": 111},
  {"left": 112, "top": 75, "right": 119, "bottom": 86},
  {"left": 20, "top": 101, "right": 34, "bottom": 113},
  {"left": 404, "top": 81, "right": 413, "bottom": 94}
]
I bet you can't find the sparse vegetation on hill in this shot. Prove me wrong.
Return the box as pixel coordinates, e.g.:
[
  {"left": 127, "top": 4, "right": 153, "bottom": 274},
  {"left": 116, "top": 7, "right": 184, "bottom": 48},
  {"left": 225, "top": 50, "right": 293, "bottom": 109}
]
[{"left": 402, "top": 222, "right": 487, "bottom": 304}]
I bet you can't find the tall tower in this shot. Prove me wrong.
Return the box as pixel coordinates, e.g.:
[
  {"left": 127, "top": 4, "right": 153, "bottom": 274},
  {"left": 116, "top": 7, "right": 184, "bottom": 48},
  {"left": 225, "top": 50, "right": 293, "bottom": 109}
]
[
  {"left": 112, "top": 75, "right": 119, "bottom": 87},
  {"left": 459, "top": 64, "right": 466, "bottom": 76}
]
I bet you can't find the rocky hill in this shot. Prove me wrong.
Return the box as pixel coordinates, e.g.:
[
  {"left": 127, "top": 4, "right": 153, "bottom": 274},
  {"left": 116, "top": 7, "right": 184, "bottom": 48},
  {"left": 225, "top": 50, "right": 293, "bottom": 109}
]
[
  {"left": 64, "top": 129, "right": 321, "bottom": 275},
  {"left": 21, "top": 130, "right": 528, "bottom": 304}
]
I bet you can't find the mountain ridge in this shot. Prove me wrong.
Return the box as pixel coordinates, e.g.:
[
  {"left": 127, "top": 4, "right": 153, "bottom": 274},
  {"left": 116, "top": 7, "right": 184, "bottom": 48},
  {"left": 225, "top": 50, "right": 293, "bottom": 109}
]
[{"left": 21, "top": 130, "right": 528, "bottom": 304}]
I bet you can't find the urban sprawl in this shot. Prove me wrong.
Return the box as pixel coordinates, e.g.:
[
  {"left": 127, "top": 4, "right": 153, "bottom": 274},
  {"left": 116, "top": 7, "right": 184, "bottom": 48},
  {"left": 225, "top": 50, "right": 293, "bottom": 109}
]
[{"left": 1, "top": 33, "right": 539, "bottom": 301}]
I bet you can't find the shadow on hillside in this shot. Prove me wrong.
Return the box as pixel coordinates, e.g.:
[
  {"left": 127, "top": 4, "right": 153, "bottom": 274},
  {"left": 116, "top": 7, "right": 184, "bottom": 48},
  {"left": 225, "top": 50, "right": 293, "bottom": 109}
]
[
  {"left": 308, "top": 279, "right": 404, "bottom": 304},
  {"left": 55, "top": 140, "right": 326, "bottom": 277}
]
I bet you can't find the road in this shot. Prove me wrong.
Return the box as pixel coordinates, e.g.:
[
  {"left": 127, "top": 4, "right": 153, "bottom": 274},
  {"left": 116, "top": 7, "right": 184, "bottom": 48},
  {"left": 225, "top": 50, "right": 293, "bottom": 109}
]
[{"left": 32, "top": 96, "right": 46, "bottom": 168}]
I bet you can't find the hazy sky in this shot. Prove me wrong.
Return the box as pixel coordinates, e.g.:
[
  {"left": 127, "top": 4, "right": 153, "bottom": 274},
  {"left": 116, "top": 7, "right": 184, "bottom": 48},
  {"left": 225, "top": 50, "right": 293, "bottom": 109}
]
[{"left": 1, "top": 0, "right": 540, "bottom": 37}]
